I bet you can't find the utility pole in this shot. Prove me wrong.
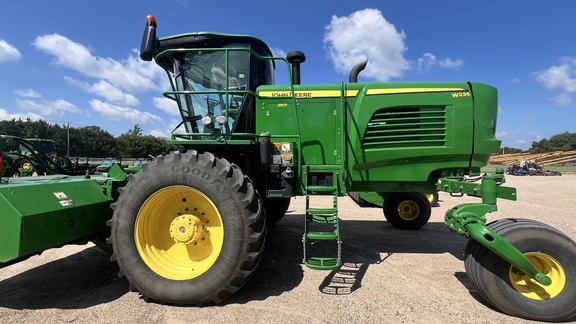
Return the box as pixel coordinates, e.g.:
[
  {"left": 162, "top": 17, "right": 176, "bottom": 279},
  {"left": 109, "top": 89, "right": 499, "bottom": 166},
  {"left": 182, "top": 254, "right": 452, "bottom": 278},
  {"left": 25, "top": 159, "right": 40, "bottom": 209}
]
[{"left": 67, "top": 122, "right": 70, "bottom": 158}]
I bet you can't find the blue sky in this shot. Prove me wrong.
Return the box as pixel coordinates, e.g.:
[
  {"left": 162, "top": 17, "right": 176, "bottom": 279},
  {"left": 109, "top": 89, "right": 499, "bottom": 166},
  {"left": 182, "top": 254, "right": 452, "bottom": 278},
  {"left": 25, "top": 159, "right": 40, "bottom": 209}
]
[{"left": 1, "top": 1, "right": 575, "bottom": 150}]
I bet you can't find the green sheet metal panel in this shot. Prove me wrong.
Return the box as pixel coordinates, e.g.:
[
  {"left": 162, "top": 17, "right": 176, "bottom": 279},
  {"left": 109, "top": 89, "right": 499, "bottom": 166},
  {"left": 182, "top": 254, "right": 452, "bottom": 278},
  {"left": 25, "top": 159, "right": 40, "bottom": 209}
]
[
  {"left": 0, "top": 176, "right": 114, "bottom": 263},
  {"left": 345, "top": 82, "right": 478, "bottom": 188},
  {"left": 469, "top": 82, "right": 501, "bottom": 168},
  {"left": 257, "top": 84, "right": 343, "bottom": 165}
]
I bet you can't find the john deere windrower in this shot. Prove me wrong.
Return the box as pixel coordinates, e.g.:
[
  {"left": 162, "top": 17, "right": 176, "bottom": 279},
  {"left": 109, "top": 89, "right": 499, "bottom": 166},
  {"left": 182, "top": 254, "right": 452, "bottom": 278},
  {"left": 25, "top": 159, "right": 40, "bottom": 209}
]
[{"left": 0, "top": 15, "right": 574, "bottom": 322}]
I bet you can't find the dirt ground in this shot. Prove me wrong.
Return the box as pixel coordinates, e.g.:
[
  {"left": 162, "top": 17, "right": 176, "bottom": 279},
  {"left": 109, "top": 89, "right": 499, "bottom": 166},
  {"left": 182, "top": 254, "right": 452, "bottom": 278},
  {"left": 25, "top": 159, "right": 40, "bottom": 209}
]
[{"left": 0, "top": 175, "right": 574, "bottom": 324}]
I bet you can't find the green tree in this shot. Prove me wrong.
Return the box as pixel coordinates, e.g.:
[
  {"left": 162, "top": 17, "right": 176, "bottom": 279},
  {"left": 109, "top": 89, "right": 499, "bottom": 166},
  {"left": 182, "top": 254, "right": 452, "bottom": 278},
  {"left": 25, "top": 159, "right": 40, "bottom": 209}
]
[
  {"left": 0, "top": 118, "right": 26, "bottom": 137},
  {"left": 500, "top": 146, "right": 523, "bottom": 154},
  {"left": 116, "top": 125, "right": 176, "bottom": 158},
  {"left": 530, "top": 132, "right": 576, "bottom": 152},
  {"left": 1, "top": 119, "right": 177, "bottom": 158},
  {"left": 73, "top": 126, "right": 117, "bottom": 157}
]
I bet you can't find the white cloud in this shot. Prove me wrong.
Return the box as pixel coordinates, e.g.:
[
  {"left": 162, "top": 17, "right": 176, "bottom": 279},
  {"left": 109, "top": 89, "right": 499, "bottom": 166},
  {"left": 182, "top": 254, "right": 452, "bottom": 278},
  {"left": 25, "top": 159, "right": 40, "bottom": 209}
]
[
  {"left": 90, "top": 99, "right": 162, "bottom": 124},
  {"left": 324, "top": 9, "right": 465, "bottom": 80},
  {"left": 535, "top": 57, "right": 576, "bottom": 106},
  {"left": 33, "top": 34, "right": 166, "bottom": 94},
  {"left": 0, "top": 40, "right": 21, "bottom": 62},
  {"left": 416, "top": 53, "right": 464, "bottom": 71},
  {"left": 496, "top": 131, "right": 541, "bottom": 150},
  {"left": 324, "top": 8, "right": 409, "bottom": 81},
  {"left": 149, "top": 129, "right": 169, "bottom": 138},
  {"left": 270, "top": 47, "right": 287, "bottom": 58},
  {"left": 438, "top": 57, "right": 464, "bottom": 69},
  {"left": 15, "top": 89, "right": 42, "bottom": 98},
  {"left": 0, "top": 108, "right": 43, "bottom": 121},
  {"left": 552, "top": 93, "right": 572, "bottom": 106},
  {"left": 153, "top": 97, "right": 179, "bottom": 116},
  {"left": 16, "top": 98, "right": 80, "bottom": 116},
  {"left": 65, "top": 77, "right": 140, "bottom": 106}
]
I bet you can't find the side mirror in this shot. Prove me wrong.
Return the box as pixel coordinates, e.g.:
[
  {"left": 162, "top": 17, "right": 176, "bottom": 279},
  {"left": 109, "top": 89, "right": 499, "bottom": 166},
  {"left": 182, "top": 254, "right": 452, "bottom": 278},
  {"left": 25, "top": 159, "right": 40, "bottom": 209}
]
[{"left": 140, "top": 15, "right": 157, "bottom": 61}]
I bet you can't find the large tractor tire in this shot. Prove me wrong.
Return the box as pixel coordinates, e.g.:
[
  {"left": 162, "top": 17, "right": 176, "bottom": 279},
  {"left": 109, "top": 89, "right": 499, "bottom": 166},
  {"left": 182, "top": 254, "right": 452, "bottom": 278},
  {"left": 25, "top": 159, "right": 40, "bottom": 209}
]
[
  {"left": 383, "top": 192, "right": 431, "bottom": 230},
  {"left": 465, "top": 218, "right": 576, "bottom": 322},
  {"left": 264, "top": 197, "right": 291, "bottom": 226},
  {"left": 108, "top": 151, "right": 266, "bottom": 305}
]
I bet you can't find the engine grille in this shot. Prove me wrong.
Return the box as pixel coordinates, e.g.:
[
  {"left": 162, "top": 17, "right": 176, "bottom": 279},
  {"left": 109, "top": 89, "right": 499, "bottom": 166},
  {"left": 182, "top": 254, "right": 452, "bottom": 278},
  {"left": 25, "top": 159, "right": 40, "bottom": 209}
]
[{"left": 362, "top": 106, "right": 446, "bottom": 149}]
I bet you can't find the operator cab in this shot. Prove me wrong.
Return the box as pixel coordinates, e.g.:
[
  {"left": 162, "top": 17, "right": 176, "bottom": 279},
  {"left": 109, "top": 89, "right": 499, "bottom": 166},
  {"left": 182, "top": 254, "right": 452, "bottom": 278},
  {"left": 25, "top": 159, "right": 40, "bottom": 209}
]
[{"left": 141, "top": 16, "right": 275, "bottom": 136}]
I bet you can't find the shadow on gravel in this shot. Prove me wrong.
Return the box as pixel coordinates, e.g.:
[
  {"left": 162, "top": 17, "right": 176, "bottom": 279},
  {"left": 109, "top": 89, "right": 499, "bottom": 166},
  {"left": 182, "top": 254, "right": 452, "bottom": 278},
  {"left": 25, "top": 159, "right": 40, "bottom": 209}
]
[
  {"left": 0, "top": 210, "right": 471, "bottom": 309},
  {"left": 341, "top": 220, "right": 468, "bottom": 261},
  {"left": 0, "top": 246, "right": 128, "bottom": 310},
  {"left": 231, "top": 209, "right": 470, "bottom": 302},
  {"left": 315, "top": 220, "right": 469, "bottom": 295},
  {"left": 223, "top": 213, "right": 306, "bottom": 304}
]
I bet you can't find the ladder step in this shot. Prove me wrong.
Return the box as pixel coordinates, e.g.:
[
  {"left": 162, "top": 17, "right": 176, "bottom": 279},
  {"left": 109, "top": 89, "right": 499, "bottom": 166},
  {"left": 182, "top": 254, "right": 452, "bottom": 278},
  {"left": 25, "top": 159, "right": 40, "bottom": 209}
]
[
  {"left": 307, "top": 231, "right": 339, "bottom": 240},
  {"left": 306, "top": 208, "right": 337, "bottom": 215},
  {"left": 307, "top": 215, "right": 338, "bottom": 224},
  {"left": 305, "top": 257, "right": 341, "bottom": 270},
  {"left": 307, "top": 185, "right": 337, "bottom": 194}
]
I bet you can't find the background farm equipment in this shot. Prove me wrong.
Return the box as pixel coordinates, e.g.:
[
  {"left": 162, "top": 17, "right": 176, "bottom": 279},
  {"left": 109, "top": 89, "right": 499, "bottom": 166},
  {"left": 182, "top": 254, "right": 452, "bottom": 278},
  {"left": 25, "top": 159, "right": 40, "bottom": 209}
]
[
  {"left": 505, "top": 163, "right": 532, "bottom": 176},
  {"left": 95, "top": 158, "right": 125, "bottom": 174},
  {"left": 0, "top": 135, "right": 76, "bottom": 177},
  {"left": 0, "top": 15, "right": 574, "bottom": 322},
  {"left": 523, "top": 159, "right": 562, "bottom": 176},
  {"left": 68, "top": 157, "right": 97, "bottom": 175},
  {"left": 123, "top": 157, "right": 153, "bottom": 174}
]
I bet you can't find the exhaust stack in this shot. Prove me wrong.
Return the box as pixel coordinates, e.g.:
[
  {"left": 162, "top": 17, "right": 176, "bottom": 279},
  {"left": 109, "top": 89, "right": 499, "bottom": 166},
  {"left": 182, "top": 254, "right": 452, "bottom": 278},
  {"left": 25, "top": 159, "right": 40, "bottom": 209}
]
[
  {"left": 349, "top": 59, "right": 368, "bottom": 83},
  {"left": 286, "top": 51, "right": 306, "bottom": 85}
]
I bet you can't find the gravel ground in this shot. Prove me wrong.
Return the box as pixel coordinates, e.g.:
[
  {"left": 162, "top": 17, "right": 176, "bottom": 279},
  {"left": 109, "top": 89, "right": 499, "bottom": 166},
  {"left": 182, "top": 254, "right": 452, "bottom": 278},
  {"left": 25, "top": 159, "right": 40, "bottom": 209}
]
[{"left": 0, "top": 175, "right": 574, "bottom": 324}]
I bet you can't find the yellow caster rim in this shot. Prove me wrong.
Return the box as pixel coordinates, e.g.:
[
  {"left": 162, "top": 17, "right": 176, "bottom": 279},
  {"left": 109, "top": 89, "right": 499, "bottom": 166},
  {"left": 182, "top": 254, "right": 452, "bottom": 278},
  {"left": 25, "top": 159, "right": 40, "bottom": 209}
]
[
  {"left": 510, "top": 252, "right": 566, "bottom": 300},
  {"left": 397, "top": 200, "right": 420, "bottom": 221}
]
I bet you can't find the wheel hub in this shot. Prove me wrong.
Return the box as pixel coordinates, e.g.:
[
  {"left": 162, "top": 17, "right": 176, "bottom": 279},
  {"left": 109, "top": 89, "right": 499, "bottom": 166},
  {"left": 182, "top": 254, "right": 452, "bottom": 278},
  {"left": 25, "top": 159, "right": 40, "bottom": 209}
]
[
  {"left": 398, "top": 200, "right": 419, "bottom": 220},
  {"left": 169, "top": 214, "right": 205, "bottom": 245},
  {"left": 21, "top": 161, "right": 32, "bottom": 170},
  {"left": 510, "top": 252, "right": 566, "bottom": 300}
]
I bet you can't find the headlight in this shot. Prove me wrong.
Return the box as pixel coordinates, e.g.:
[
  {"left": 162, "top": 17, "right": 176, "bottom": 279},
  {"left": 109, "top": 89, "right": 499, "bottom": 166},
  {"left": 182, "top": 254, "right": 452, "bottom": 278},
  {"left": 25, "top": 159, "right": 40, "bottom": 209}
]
[
  {"left": 201, "top": 116, "right": 213, "bottom": 125},
  {"left": 215, "top": 115, "right": 228, "bottom": 125}
]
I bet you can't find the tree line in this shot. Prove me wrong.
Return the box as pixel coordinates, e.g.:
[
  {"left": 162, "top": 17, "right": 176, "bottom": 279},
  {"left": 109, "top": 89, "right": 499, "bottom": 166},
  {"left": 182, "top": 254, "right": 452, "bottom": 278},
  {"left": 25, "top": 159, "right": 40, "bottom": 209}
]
[
  {"left": 529, "top": 131, "right": 576, "bottom": 152},
  {"left": 0, "top": 119, "right": 178, "bottom": 158},
  {"left": 501, "top": 132, "right": 576, "bottom": 154}
]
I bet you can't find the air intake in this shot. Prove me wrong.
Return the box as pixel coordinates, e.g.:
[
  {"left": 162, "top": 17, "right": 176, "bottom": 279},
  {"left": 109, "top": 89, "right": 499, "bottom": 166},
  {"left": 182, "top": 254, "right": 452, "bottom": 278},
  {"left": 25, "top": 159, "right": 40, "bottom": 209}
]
[{"left": 362, "top": 106, "right": 446, "bottom": 149}]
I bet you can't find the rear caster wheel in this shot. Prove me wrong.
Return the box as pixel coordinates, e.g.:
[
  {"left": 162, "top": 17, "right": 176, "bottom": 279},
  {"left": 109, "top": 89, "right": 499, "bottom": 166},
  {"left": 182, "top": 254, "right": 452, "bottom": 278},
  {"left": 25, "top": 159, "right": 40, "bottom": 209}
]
[
  {"left": 383, "top": 192, "right": 431, "bottom": 230},
  {"left": 465, "top": 218, "right": 576, "bottom": 322}
]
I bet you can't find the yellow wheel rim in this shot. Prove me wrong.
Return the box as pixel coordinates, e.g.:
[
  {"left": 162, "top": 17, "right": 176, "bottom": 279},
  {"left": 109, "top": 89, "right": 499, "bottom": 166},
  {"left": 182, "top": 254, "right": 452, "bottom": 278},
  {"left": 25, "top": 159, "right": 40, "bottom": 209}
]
[
  {"left": 135, "top": 185, "right": 224, "bottom": 280},
  {"left": 20, "top": 161, "right": 32, "bottom": 170},
  {"left": 426, "top": 193, "right": 434, "bottom": 203},
  {"left": 397, "top": 200, "right": 419, "bottom": 221},
  {"left": 510, "top": 252, "right": 566, "bottom": 300}
]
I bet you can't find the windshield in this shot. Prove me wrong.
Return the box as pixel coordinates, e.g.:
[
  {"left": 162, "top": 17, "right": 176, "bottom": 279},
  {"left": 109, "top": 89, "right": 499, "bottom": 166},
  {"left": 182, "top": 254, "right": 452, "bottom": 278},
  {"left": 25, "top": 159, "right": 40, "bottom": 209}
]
[
  {"left": 174, "top": 48, "right": 250, "bottom": 134},
  {"left": 167, "top": 42, "right": 275, "bottom": 137}
]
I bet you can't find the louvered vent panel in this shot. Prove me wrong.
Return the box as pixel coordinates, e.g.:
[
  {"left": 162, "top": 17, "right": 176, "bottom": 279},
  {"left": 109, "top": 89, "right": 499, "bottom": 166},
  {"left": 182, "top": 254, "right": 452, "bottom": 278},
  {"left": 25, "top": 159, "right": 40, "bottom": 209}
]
[{"left": 362, "top": 107, "right": 446, "bottom": 149}]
